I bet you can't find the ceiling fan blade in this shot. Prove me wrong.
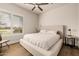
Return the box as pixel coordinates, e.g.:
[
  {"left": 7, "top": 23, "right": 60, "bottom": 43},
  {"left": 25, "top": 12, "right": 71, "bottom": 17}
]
[
  {"left": 32, "top": 6, "right": 35, "bottom": 11},
  {"left": 27, "top": 3, "right": 35, "bottom": 5},
  {"left": 26, "top": 3, "right": 49, "bottom": 5},
  {"left": 38, "top": 5, "right": 43, "bottom": 11},
  {"left": 36, "top": 3, "right": 48, "bottom": 5}
]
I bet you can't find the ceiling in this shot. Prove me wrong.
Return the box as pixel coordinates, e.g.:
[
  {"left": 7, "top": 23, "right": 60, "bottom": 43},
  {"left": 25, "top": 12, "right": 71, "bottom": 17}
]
[{"left": 16, "top": 3, "right": 66, "bottom": 15}]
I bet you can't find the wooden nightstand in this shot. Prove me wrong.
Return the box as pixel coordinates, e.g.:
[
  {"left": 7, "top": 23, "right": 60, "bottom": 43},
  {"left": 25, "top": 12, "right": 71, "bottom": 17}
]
[{"left": 65, "top": 35, "right": 76, "bottom": 48}]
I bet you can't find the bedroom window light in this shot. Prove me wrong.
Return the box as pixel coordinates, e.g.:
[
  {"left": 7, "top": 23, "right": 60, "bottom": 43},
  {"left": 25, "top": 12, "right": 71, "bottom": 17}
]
[
  {"left": 0, "top": 11, "right": 11, "bottom": 34},
  {"left": 0, "top": 11, "right": 23, "bottom": 35},
  {"left": 12, "top": 15, "right": 23, "bottom": 33}
]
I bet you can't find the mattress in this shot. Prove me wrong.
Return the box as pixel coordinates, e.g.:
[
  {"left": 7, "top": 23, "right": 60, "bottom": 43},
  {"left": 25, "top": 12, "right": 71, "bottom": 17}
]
[
  {"left": 20, "top": 39, "right": 63, "bottom": 56},
  {"left": 23, "top": 32, "right": 60, "bottom": 50}
]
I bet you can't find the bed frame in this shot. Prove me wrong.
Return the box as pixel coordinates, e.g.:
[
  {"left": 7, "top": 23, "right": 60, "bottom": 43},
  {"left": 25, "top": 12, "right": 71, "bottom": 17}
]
[
  {"left": 40, "top": 25, "right": 65, "bottom": 39},
  {"left": 20, "top": 25, "right": 66, "bottom": 56}
]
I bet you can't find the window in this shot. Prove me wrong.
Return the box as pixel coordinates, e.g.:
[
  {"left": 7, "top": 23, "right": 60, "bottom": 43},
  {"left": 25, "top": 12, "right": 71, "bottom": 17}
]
[
  {"left": 0, "top": 11, "right": 23, "bottom": 34},
  {"left": 12, "top": 15, "right": 23, "bottom": 33},
  {"left": 0, "top": 11, "right": 11, "bottom": 34}
]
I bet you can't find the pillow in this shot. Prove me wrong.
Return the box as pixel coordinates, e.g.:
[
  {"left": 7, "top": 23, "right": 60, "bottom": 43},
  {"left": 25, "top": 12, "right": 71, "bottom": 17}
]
[
  {"left": 40, "top": 30, "right": 47, "bottom": 33},
  {"left": 57, "top": 31, "right": 63, "bottom": 39},
  {"left": 46, "top": 31, "right": 56, "bottom": 34}
]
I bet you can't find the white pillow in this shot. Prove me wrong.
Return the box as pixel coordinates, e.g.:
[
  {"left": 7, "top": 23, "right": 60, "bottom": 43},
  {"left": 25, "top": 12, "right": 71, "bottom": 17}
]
[
  {"left": 46, "top": 31, "right": 56, "bottom": 34},
  {"left": 40, "top": 30, "right": 47, "bottom": 33}
]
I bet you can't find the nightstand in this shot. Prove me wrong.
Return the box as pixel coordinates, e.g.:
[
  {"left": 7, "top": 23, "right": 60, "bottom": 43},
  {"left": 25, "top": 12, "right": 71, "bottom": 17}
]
[{"left": 65, "top": 35, "right": 76, "bottom": 48}]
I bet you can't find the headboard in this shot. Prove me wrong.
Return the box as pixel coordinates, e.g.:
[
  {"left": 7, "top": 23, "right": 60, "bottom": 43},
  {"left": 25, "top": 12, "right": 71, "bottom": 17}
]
[{"left": 39, "top": 25, "right": 66, "bottom": 39}]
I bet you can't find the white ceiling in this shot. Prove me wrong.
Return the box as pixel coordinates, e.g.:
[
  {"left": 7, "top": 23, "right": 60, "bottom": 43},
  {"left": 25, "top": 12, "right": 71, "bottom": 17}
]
[{"left": 16, "top": 3, "right": 66, "bottom": 15}]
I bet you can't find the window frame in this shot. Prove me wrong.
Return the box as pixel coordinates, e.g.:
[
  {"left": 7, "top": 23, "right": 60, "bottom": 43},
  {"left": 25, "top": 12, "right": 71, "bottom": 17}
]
[
  {"left": 12, "top": 14, "right": 23, "bottom": 33},
  {"left": 0, "top": 10, "right": 23, "bottom": 35}
]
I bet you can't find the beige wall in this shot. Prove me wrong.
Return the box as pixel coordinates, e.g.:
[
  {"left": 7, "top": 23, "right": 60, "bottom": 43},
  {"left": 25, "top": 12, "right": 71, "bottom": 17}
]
[
  {"left": 39, "top": 4, "right": 78, "bottom": 36},
  {"left": 77, "top": 4, "right": 79, "bottom": 36}
]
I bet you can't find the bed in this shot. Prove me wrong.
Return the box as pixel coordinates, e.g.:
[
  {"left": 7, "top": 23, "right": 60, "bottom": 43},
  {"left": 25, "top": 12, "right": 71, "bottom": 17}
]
[{"left": 20, "top": 25, "right": 65, "bottom": 56}]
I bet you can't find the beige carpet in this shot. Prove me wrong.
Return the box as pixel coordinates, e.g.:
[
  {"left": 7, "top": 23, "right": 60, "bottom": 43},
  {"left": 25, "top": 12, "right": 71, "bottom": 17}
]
[{"left": 1, "top": 43, "right": 79, "bottom": 56}]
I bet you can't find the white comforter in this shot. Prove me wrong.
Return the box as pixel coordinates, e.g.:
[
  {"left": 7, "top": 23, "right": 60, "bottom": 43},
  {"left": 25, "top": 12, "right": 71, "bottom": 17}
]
[{"left": 23, "top": 32, "right": 60, "bottom": 50}]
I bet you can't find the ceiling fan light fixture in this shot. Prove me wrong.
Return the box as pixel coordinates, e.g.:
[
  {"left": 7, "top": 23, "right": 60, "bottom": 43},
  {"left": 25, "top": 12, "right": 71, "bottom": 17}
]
[{"left": 25, "top": 3, "right": 49, "bottom": 11}]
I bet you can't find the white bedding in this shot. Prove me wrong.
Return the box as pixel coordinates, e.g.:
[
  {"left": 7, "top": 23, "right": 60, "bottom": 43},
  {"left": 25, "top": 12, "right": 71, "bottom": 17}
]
[
  {"left": 23, "top": 32, "right": 60, "bottom": 50},
  {"left": 20, "top": 39, "right": 63, "bottom": 56}
]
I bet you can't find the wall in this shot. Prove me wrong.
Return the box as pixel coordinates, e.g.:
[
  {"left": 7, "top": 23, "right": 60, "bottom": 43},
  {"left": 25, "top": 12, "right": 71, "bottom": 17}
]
[
  {"left": 77, "top": 4, "right": 79, "bottom": 35},
  {"left": 39, "top": 4, "right": 78, "bottom": 36},
  {"left": 0, "top": 3, "right": 38, "bottom": 44}
]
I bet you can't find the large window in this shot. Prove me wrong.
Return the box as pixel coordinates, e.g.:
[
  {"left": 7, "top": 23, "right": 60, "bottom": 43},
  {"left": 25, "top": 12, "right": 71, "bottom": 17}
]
[
  {"left": 0, "top": 11, "right": 23, "bottom": 34},
  {"left": 12, "top": 15, "right": 23, "bottom": 33}
]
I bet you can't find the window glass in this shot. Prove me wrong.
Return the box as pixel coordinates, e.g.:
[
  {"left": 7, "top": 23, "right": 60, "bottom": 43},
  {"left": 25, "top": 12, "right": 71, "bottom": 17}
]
[
  {"left": 0, "top": 11, "right": 23, "bottom": 34},
  {"left": 12, "top": 15, "right": 23, "bottom": 33},
  {"left": 0, "top": 11, "right": 11, "bottom": 34}
]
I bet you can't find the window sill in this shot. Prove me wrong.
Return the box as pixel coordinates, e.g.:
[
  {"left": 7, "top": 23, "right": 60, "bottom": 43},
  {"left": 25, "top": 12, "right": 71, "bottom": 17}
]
[{"left": 2, "top": 33, "right": 23, "bottom": 36}]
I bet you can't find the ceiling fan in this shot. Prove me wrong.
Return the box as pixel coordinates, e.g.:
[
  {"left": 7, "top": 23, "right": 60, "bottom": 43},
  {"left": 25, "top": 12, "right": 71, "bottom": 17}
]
[{"left": 25, "top": 3, "right": 49, "bottom": 11}]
